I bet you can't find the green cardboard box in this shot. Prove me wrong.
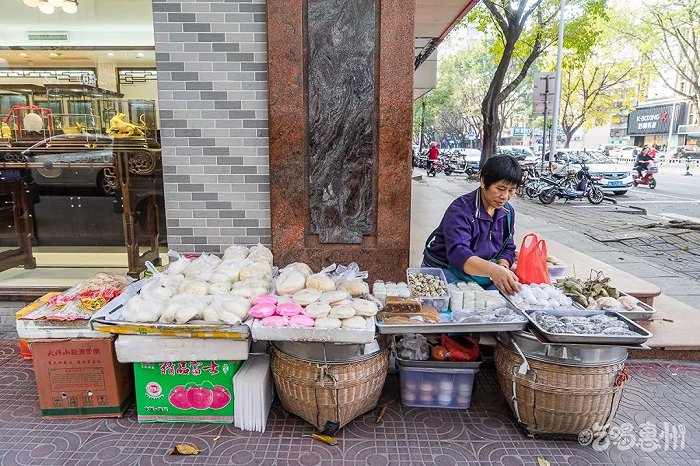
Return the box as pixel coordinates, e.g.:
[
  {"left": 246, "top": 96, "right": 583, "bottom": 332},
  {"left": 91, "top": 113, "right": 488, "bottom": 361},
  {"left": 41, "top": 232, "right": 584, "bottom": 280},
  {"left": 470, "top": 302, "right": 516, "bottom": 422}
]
[{"left": 134, "top": 360, "right": 242, "bottom": 423}]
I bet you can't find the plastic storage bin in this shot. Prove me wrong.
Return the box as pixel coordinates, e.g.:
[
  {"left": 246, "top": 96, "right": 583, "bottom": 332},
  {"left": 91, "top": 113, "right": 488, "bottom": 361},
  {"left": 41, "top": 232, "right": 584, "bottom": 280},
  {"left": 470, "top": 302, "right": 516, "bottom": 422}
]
[
  {"left": 398, "top": 363, "right": 478, "bottom": 409},
  {"left": 406, "top": 267, "right": 451, "bottom": 312}
]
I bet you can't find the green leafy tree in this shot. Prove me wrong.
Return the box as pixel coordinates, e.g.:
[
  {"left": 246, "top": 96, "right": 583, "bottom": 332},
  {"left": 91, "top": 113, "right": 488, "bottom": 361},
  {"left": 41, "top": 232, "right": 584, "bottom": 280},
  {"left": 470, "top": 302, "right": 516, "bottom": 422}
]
[
  {"left": 553, "top": 13, "right": 639, "bottom": 147},
  {"left": 642, "top": 0, "right": 700, "bottom": 113},
  {"left": 470, "top": 0, "right": 607, "bottom": 163}
]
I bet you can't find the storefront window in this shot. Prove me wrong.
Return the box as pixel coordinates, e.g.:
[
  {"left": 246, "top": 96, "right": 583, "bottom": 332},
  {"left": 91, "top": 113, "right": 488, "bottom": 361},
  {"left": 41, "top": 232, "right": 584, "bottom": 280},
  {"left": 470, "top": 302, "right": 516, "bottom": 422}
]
[{"left": 0, "top": 0, "right": 165, "bottom": 272}]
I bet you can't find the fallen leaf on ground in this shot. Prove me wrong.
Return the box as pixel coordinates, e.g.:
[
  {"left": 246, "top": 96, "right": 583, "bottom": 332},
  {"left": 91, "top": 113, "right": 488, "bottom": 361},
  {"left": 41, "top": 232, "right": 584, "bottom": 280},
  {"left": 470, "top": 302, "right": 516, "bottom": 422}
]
[
  {"left": 537, "top": 456, "right": 551, "bottom": 466},
  {"left": 303, "top": 433, "right": 338, "bottom": 446},
  {"left": 171, "top": 444, "right": 203, "bottom": 455},
  {"left": 375, "top": 405, "right": 388, "bottom": 424}
]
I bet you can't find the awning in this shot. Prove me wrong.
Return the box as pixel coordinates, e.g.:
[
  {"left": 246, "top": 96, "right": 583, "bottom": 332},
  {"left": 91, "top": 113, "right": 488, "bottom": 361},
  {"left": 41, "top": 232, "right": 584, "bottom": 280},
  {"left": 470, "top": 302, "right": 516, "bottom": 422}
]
[{"left": 414, "top": 0, "right": 481, "bottom": 100}]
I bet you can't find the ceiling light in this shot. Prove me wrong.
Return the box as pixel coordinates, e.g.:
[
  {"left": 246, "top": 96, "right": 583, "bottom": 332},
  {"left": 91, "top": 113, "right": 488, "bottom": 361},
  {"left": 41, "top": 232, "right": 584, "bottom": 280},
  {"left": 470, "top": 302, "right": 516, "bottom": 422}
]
[
  {"left": 61, "top": 0, "right": 77, "bottom": 14},
  {"left": 23, "top": 0, "right": 41, "bottom": 7},
  {"left": 48, "top": 0, "right": 64, "bottom": 7},
  {"left": 38, "top": 1, "right": 55, "bottom": 14}
]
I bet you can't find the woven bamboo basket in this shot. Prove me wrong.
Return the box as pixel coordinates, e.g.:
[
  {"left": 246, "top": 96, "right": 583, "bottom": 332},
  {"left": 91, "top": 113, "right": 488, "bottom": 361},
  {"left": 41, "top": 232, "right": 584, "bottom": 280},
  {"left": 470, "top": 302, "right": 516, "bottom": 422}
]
[
  {"left": 270, "top": 347, "right": 389, "bottom": 431},
  {"left": 494, "top": 344, "right": 626, "bottom": 438}
]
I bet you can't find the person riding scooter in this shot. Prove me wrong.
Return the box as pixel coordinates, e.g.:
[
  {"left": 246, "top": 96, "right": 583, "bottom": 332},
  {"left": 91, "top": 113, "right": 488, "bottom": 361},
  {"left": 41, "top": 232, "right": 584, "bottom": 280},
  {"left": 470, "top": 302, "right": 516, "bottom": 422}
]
[
  {"left": 427, "top": 142, "right": 440, "bottom": 171},
  {"left": 635, "top": 147, "right": 653, "bottom": 178}
]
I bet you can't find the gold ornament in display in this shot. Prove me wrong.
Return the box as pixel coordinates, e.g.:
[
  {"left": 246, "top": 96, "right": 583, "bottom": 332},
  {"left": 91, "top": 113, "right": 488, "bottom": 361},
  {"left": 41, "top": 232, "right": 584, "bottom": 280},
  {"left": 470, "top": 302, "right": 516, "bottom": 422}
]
[
  {"left": 0, "top": 122, "right": 11, "bottom": 139},
  {"left": 107, "top": 113, "right": 147, "bottom": 138}
]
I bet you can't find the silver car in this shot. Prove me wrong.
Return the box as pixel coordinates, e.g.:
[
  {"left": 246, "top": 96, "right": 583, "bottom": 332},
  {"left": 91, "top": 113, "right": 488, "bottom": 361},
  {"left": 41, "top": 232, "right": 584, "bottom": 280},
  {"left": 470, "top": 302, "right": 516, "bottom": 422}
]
[{"left": 551, "top": 149, "right": 634, "bottom": 195}]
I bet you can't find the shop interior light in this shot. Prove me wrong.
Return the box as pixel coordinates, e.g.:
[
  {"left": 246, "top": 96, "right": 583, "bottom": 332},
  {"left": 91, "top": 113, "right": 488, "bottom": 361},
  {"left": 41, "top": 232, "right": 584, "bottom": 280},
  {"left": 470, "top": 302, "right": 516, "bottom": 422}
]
[
  {"left": 26, "top": 0, "right": 78, "bottom": 14},
  {"left": 38, "top": 1, "right": 55, "bottom": 14},
  {"left": 61, "top": 0, "right": 78, "bottom": 14}
]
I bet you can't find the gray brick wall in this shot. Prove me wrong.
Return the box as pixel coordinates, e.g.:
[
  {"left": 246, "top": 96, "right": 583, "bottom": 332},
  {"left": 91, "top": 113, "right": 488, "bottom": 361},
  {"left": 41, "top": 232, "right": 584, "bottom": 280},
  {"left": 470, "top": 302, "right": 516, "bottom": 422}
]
[
  {"left": 0, "top": 301, "right": 24, "bottom": 336},
  {"left": 152, "top": 0, "right": 270, "bottom": 254}
]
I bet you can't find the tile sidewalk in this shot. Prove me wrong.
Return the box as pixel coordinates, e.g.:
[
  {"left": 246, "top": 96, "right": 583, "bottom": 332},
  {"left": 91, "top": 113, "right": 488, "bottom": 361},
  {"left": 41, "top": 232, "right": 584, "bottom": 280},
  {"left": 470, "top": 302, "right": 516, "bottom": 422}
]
[{"left": 0, "top": 338, "right": 698, "bottom": 465}]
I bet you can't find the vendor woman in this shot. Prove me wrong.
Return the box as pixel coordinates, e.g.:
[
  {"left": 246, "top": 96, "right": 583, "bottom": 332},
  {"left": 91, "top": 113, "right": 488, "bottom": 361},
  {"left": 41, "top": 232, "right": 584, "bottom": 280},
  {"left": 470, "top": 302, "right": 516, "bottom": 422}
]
[{"left": 423, "top": 155, "right": 521, "bottom": 295}]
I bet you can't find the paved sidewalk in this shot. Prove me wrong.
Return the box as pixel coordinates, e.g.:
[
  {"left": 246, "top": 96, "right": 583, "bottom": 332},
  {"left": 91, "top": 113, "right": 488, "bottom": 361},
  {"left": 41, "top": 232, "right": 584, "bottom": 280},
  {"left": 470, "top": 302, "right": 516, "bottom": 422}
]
[
  {"left": 412, "top": 172, "right": 700, "bottom": 307},
  {"left": 1, "top": 338, "right": 699, "bottom": 465}
]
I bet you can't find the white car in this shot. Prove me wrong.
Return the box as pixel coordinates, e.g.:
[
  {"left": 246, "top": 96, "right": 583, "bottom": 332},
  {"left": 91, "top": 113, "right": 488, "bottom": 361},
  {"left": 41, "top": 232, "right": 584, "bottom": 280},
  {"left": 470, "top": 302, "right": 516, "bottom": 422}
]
[
  {"left": 610, "top": 146, "right": 641, "bottom": 160},
  {"left": 551, "top": 149, "right": 634, "bottom": 195}
]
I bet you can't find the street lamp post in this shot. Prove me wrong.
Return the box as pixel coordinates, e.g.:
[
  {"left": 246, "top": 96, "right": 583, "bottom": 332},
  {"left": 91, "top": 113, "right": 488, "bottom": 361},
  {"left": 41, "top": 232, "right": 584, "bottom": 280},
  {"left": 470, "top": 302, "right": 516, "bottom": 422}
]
[{"left": 549, "top": 0, "right": 566, "bottom": 158}]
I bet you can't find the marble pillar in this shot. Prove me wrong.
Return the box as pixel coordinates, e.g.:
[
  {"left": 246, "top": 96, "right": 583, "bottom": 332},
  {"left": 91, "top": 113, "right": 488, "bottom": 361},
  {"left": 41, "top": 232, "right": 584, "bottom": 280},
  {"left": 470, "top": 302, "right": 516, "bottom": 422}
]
[{"left": 268, "top": 0, "right": 414, "bottom": 281}]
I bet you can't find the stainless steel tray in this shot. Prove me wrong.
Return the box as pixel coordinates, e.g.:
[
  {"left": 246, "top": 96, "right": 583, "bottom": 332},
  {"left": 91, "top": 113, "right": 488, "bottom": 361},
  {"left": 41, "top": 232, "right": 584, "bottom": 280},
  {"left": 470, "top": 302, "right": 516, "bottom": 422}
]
[
  {"left": 376, "top": 315, "right": 527, "bottom": 334},
  {"left": 524, "top": 309, "right": 653, "bottom": 345},
  {"left": 609, "top": 292, "right": 656, "bottom": 321},
  {"left": 396, "top": 354, "right": 483, "bottom": 369},
  {"left": 502, "top": 293, "right": 589, "bottom": 314}
]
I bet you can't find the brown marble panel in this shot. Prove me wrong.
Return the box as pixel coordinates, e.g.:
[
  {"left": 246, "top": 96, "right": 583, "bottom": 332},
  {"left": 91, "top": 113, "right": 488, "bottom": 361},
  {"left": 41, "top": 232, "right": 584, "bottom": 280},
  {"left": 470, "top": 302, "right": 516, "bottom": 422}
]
[{"left": 268, "top": 0, "right": 413, "bottom": 282}]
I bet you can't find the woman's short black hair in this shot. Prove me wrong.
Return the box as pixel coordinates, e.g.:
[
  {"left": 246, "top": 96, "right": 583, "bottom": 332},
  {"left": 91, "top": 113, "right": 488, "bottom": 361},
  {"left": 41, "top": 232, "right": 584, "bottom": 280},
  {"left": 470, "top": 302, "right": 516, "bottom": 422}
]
[{"left": 480, "top": 155, "right": 522, "bottom": 188}]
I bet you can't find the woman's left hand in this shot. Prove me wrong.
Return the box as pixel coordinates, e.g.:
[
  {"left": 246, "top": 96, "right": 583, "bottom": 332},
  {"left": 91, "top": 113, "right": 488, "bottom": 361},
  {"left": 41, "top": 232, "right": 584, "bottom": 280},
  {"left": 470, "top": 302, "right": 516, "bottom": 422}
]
[{"left": 489, "top": 263, "right": 521, "bottom": 295}]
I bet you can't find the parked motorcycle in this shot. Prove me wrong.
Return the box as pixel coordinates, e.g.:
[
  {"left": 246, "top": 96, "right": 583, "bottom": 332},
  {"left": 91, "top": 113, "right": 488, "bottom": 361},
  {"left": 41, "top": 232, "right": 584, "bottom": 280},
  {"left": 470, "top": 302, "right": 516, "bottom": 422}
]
[
  {"left": 538, "top": 163, "right": 604, "bottom": 205},
  {"left": 444, "top": 154, "right": 477, "bottom": 177},
  {"left": 632, "top": 161, "right": 658, "bottom": 189}
]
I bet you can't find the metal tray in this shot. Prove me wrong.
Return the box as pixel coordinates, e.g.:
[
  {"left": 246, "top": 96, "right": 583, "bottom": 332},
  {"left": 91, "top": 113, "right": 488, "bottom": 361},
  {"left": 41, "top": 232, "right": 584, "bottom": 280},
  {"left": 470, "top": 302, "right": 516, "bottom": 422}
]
[
  {"left": 376, "top": 313, "right": 527, "bottom": 334},
  {"left": 524, "top": 309, "right": 653, "bottom": 346},
  {"left": 607, "top": 292, "right": 656, "bottom": 321},
  {"left": 396, "top": 354, "right": 483, "bottom": 369},
  {"left": 502, "top": 293, "right": 589, "bottom": 314},
  {"left": 89, "top": 280, "right": 250, "bottom": 340}
]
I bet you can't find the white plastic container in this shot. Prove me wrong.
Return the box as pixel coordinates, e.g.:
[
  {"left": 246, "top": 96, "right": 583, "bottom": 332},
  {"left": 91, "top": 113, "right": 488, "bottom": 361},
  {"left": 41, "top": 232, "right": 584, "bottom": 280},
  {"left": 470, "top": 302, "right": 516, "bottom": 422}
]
[{"left": 399, "top": 364, "right": 478, "bottom": 409}]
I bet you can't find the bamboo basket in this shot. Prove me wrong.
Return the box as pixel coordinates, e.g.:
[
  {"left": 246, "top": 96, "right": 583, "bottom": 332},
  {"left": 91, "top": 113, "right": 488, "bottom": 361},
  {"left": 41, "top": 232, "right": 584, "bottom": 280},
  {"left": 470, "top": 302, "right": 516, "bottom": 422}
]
[
  {"left": 270, "top": 347, "right": 389, "bottom": 431},
  {"left": 494, "top": 344, "right": 626, "bottom": 438}
]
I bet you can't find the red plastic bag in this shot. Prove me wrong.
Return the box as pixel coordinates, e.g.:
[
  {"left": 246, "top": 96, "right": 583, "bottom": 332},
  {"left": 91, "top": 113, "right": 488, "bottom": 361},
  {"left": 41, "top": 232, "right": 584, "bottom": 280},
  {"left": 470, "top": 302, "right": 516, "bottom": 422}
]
[{"left": 515, "top": 233, "right": 550, "bottom": 285}]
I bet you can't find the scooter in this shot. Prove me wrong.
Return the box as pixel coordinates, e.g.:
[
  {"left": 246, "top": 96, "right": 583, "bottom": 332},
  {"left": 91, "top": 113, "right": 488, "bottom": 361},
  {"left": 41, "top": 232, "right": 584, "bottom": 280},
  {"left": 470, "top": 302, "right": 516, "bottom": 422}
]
[
  {"left": 426, "top": 158, "right": 449, "bottom": 177},
  {"left": 444, "top": 154, "right": 477, "bottom": 177},
  {"left": 632, "top": 161, "right": 657, "bottom": 189},
  {"left": 538, "top": 164, "right": 604, "bottom": 205}
]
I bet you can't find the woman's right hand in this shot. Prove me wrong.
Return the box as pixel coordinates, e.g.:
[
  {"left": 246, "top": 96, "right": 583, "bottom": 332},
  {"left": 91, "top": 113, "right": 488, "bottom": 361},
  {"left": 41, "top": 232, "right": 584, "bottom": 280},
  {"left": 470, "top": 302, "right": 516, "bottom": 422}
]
[{"left": 489, "top": 263, "right": 521, "bottom": 295}]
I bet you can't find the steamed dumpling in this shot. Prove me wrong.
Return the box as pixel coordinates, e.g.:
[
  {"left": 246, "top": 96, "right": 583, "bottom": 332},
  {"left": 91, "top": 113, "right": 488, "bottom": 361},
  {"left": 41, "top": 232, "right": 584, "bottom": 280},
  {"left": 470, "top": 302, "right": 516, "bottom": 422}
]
[
  {"left": 282, "top": 262, "right": 313, "bottom": 277},
  {"left": 275, "top": 269, "right": 306, "bottom": 295},
  {"left": 306, "top": 273, "right": 336, "bottom": 292}
]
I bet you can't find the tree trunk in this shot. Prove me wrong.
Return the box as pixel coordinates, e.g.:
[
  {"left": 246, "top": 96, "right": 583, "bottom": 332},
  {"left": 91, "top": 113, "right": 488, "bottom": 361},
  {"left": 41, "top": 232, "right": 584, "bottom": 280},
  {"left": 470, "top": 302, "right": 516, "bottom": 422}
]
[
  {"left": 564, "top": 130, "right": 573, "bottom": 148},
  {"left": 481, "top": 99, "right": 501, "bottom": 166}
]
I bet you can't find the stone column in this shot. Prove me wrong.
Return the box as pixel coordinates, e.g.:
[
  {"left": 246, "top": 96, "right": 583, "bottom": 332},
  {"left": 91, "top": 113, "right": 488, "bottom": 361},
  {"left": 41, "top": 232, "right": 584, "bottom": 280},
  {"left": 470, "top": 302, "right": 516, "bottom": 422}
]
[{"left": 267, "top": 0, "right": 414, "bottom": 281}]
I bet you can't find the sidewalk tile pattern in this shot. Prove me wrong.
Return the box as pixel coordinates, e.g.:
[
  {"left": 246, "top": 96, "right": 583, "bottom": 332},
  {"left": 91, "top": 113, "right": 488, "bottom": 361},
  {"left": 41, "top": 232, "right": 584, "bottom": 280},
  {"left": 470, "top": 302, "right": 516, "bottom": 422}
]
[{"left": 1, "top": 338, "right": 698, "bottom": 465}]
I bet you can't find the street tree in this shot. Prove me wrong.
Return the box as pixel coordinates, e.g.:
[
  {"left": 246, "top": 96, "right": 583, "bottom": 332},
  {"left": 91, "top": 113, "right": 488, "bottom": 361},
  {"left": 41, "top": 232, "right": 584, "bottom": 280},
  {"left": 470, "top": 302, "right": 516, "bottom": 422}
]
[
  {"left": 642, "top": 0, "right": 700, "bottom": 113},
  {"left": 470, "top": 0, "right": 607, "bottom": 163},
  {"left": 554, "top": 14, "right": 639, "bottom": 147}
]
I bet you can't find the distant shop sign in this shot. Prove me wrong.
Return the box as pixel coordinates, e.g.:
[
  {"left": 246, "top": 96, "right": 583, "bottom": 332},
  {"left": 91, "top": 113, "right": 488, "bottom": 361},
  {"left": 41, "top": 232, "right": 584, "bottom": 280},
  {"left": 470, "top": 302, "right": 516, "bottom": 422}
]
[{"left": 627, "top": 103, "right": 683, "bottom": 135}]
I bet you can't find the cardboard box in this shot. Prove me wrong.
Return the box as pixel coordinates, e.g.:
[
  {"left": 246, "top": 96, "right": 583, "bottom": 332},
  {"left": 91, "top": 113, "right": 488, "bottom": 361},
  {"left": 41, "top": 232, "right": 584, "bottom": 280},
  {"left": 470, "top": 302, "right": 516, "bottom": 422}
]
[
  {"left": 133, "top": 360, "right": 242, "bottom": 423},
  {"left": 31, "top": 338, "right": 133, "bottom": 419}
]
